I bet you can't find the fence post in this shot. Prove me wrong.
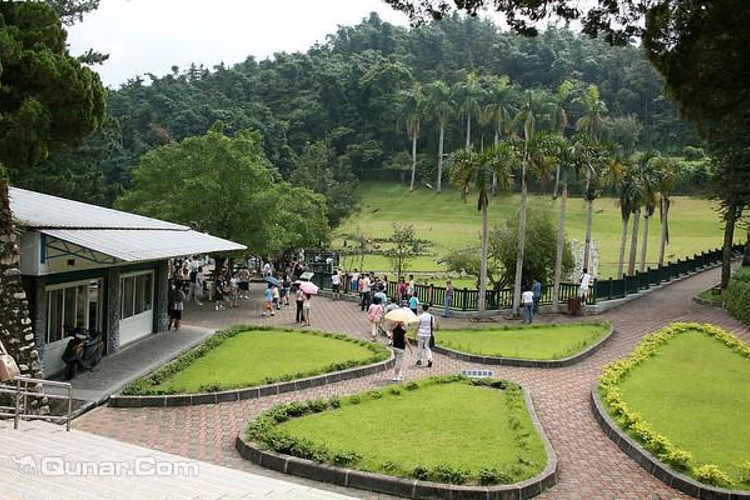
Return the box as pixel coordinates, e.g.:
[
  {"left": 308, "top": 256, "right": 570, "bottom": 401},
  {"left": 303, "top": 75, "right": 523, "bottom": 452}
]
[{"left": 461, "top": 288, "right": 468, "bottom": 311}]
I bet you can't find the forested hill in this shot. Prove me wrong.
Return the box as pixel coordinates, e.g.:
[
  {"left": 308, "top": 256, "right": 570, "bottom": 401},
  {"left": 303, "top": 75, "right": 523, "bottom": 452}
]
[{"left": 17, "top": 12, "right": 698, "bottom": 219}]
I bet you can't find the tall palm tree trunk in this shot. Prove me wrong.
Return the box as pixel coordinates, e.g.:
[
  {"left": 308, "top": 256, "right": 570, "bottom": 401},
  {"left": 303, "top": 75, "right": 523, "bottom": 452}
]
[
  {"left": 658, "top": 199, "right": 669, "bottom": 267},
  {"left": 492, "top": 131, "right": 498, "bottom": 195},
  {"left": 409, "top": 134, "right": 417, "bottom": 191},
  {"left": 617, "top": 216, "right": 629, "bottom": 277},
  {"left": 628, "top": 208, "right": 641, "bottom": 275},
  {"left": 437, "top": 123, "right": 445, "bottom": 192},
  {"left": 552, "top": 182, "right": 568, "bottom": 313},
  {"left": 639, "top": 216, "right": 650, "bottom": 272},
  {"left": 465, "top": 113, "right": 472, "bottom": 149},
  {"left": 553, "top": 164, "right": 561, "bottom": 199},
  {"left": 583, "top": 169, "right": 594, "bottom": 270},
  {"left": 478, "top": 198, "right": 488, "bottom": 316},
  {"left": 512, "top": 159, "right": 528, "bottom": 317},
  {"left": 721, "top": 204, "right": 740, "bottom": 289}
]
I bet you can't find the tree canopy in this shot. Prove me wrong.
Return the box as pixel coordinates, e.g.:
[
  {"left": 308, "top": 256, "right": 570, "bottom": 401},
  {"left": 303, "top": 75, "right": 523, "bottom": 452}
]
[{"left": 114, "top": 122, "right": 329, "bottom": 258}]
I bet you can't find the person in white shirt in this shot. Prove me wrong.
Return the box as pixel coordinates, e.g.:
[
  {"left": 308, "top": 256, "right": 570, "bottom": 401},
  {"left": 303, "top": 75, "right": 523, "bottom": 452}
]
[
  {"left": 194, "top": 266, "right": 204, "bottom": 306},
  {"left": 522, "top": 286, "right": 534, "bottom": 324},
  {"left": 262, "top": 261, "right": 271, "bottom": 278},
  {"left": 331, "top": 269, "right": 341, "bottom": 301},
  {"left": 360, "top": 274, "right": 372, "bottom": 311},
  {"left": 414, "top": 303, "right": 434, "bottom": 368},
  {"left": 579, "top": 268, "right": 592, "bottom": 301}
]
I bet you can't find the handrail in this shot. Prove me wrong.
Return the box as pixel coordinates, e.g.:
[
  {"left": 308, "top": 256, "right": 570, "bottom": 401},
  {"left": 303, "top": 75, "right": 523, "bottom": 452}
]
[{"left": 0, "top": 376, "right": 73, "bottom": 431}]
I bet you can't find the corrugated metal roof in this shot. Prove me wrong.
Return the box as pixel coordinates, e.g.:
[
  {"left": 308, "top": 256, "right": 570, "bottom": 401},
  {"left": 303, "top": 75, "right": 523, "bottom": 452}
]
[
  {"left": 9, "top": 187, "right": 187, "bottom": 230},
  {"left": 41, "top": 229, "right": 246, "bottom": 263}
]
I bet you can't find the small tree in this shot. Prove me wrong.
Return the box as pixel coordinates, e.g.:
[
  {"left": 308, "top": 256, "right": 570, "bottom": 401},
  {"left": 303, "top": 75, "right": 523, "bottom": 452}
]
[{"left": 386, "top": 223, "right": 417, "bottom": 280}]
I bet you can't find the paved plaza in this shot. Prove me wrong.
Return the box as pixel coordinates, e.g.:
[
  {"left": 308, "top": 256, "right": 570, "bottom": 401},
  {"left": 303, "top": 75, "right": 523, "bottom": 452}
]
[{"left": 66, "top": 267, "right": 748, "bottom": 499}]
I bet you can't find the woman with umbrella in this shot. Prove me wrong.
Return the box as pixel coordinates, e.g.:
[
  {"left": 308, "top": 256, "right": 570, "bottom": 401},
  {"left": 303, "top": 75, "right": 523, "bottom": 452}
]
[{"left": 384, "top": 308, "right": 418, "bottom": 381}]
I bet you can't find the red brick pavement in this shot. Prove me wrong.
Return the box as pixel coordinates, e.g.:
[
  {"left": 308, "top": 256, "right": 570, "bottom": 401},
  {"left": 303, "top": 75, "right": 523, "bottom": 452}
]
[{"left": 75, "top": 270, "right": 749, "bottom": 499}]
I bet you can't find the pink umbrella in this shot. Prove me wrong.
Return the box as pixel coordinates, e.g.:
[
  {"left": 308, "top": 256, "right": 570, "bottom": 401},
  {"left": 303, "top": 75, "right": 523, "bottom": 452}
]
[{"left": 295, "top": 281, "right": 319, "bottom": 295}]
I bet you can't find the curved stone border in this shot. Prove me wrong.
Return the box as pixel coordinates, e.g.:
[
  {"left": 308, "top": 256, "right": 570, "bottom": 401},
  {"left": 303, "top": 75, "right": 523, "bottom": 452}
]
[
  {"left": 691, "top": 295, "right": 724, "bottom": 308},
  {"left": 109, "top": 354, "right": 395, "bottom": 408},
  {"left": 590, "top": 386, "right": 750, "bottom": 500},
  {"left": 236, "top": 388, "right": 558, "bottom": 499},
  {"left": 432, "top": 323, "right": 615, "bottom": 368}
]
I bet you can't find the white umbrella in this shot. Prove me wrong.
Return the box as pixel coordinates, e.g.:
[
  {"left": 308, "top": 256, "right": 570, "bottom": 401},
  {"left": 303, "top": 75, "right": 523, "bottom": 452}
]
[
  {"left": 295, "top": 281, "right": 319, "bottom": 295},
  {"left": 384, "top": 307, "right": 419, "bottom": 324}
]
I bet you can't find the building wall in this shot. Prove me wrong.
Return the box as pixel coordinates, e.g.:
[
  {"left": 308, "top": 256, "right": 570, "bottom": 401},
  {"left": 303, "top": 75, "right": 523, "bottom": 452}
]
[{"left": 153, "top": 260, "right": 169, "bottom": 333}]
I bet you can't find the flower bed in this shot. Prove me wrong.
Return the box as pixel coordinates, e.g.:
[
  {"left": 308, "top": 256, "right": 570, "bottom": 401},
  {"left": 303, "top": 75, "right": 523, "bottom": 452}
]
[
  {"left": 121, "top": 326, "right": 389, "bottom": 396},
  {"left": 599, "top": 323, "right": 750, "bottom": 491},
  {"left": 242, "top": 376, "right": 555, "bottom": 494}
]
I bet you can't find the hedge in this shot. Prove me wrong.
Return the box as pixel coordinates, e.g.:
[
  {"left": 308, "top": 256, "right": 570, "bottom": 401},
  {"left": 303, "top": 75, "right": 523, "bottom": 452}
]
[{"left": 727, "top": 268, "right": 750, "bottom": 327}]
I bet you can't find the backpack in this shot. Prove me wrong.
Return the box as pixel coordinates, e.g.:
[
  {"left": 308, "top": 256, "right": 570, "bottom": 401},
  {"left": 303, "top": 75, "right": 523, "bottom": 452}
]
[
  {"left": 368, "top": 304, "right": 383, "bottom": 322},
  {"left": 189, "top": 270, "right": 197, "bottom": 283}
]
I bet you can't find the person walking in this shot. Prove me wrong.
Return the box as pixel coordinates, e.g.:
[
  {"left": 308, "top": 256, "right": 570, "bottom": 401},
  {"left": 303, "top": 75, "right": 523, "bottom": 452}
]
[
  {"left": 331, "top": 269, "right": 341, "bottom": 300},
  {"left": 397, "top": 277, "right": 408, "bottom": 306},
  {"left": 263, "top": 284, "right": 275, "bottom": 317},
  {"left": 214, "top": 276, "right": 226, "bottom": 311},
  {"left": 367, "top": 297, "right": 384, "bottom": 342},
  {"left": 443, "top": 280, "right": 454, "bottom": 318},
  {"left": 532, "top": 279, "right": 542, "bottom": 316},
  {"left": 408, "top": 293, "right": 419, "bottom": 316},
  {"left": 360, "top": 273, "right": 372, "bottom": 311},
  {"left": 579, "top": 268, "right": 592, "bottom": 302},
  {"left": 373, "top": 284, "right": 387, "bottom": 306},
  {"left": 193, "top": 266, "right": 204, "bottom": 306},
  {"left": 414, "top": 303, "right": 434, "bottom": 367},
  {"left": 237, "top": 266, "right": 251, "bottom": 299},
  {"left": 407, "top": 274, "right": 416, "bottom": 297},
  {"left": 351, "top": 268, "right": 360, "bottom": 293},
  {"left": 522, "top": 285, "right": 534, "bottom": 324},
  {"left": 295, "top": 284, "right": 305, "bottom": 323},
  {"left": 168, "top": 283, "right": 185, "bottom": 331},
  {"left": 303, "top": 293, "right": 312, "bottom": 326},
  {"left": 389, "top": 321, "right": 412, "bottom": 381}
]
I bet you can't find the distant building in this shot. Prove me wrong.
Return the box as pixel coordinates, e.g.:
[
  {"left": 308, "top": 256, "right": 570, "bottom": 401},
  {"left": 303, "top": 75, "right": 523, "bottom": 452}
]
[{"left": 9, "top": 187, "right": 245, "bottom": 376}]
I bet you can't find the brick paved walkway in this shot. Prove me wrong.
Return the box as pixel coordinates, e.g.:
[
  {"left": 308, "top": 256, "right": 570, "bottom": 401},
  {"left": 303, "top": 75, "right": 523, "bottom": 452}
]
[{"left": 75, "top": 269, "right": 749, "bottom": 499}]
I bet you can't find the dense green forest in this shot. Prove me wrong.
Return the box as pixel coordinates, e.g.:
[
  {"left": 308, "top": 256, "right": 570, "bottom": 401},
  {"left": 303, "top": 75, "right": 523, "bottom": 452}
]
[{"left": 15, "top": 13, "right": 701, "bottom": 223}]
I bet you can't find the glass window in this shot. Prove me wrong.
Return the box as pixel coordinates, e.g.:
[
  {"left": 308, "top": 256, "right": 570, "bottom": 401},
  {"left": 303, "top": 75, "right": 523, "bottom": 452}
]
[
  {"left": 47, "top": 289, "right": 64, "bottom": 344},
  {"left": 135, "top": 275, "right": 145, "bottom": 315},
  {"left": 64, "top": 287, "right": 77, "bottom": 331},
  {"left": 142, "top": 274, "right": 152, "bottom": 312},
  {"left": 76, "top": 285, "right": 87, "bottom": 328},
  {"left": 121, "top": 276, "right": 135, "bottom": 319},
  {"left": 88, "top": 281, "right": 100, "bottom": 332}
]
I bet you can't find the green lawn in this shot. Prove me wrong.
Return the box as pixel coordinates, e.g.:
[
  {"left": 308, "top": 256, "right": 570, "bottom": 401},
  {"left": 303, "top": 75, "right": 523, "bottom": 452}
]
[
  {"left": 617, "top": 329, "right": 750, "bottom": 486},
  {"left": 149, "top": 330, "right": 382, "bottom": 393},
  {"left": 438, "top": 323, "right": 610, "bottom": 360},
  {"left": 696, "top": 287, "right": 724, "bottom": 303},
  {"left": 335, "top": 182, "right": 734, "bottom": 280},
  {"left": 277, "top": 380, "right": 547, "bottom": 483}
]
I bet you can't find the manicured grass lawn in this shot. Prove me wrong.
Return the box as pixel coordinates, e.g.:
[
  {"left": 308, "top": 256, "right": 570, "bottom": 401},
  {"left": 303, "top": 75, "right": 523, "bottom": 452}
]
[
  {"left": 696, "top": 287, "right": 724, "bottom": 303},
  {"left": 617, "top": 329, "right": 750, "bottom": 486},
  {"left": 335, "top": 182, "right": 735, "bottom": 279},
  {"left": 438, "top": 323, "right": 610, "bottom": 360},
  {"left": 150, "top": 330, "right": 382, "bottom": 393},
  {"left": 277, "top": 380, "right": 547, "bottom": 482}
]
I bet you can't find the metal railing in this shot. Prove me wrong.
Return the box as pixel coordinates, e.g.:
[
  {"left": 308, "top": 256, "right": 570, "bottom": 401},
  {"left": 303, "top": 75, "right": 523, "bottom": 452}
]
[{"left": 0, "top": 376, "right": 73, "bottom": 431}]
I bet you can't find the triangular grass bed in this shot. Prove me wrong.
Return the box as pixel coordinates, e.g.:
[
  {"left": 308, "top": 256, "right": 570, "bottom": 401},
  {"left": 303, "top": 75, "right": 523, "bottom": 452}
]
[
  {"left": 246, "top": 375, "right": 548, "bottom": 486},
  {"left": 122, "top": 326, "right": 389, "bottom": 395},
  {"left": 600, "top": 323, "right": 750, "bottom": 489},
  {"left": 438, "top": 322, "right": 610, "bottom": 360}
]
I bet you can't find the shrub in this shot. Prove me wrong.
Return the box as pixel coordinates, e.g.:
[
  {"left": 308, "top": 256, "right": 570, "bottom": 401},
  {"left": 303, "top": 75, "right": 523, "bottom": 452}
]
[
  {"left": 429, "top": 464, "right": 468, "bottom": 485},
  {"left": 382, "top": 460, "right": 403, "bottom": 474},
  {"left": 332, "top": 451, "right": 363, "bottom": 467},
  {"left": 726, "top": 273, "right": 750, "bottom": 328},
  {"left": 478, "top": 467, "right": 514, "bottom": 485},
  {"left": 412, "top": 464, "right": 430, "bottom": 480},
  {"left": 692, "top": 464, "right": 733, "bottom": 487}
]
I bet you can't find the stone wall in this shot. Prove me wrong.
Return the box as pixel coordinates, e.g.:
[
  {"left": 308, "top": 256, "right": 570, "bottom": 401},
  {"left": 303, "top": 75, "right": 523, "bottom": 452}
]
[{"left": 153, "top": 260, "right": 169, "bottom": 333}]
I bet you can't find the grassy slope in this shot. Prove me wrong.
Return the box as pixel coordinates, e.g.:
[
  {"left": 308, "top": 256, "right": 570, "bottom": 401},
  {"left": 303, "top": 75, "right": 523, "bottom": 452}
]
[
  {"left": 154, "top": 331, "right": 376, "bottom": 393},
  {"left": 618, "top": 330, "right": 750, "bottom": 483},
  {"left": 334, "top": 182, "right": 730, "bottom": 279},
  {"left": 438, "top": 323, "right": 610, "bottom": 360},
  {"left": 279, "top": 382, "right": 546, "bottom": 479}
]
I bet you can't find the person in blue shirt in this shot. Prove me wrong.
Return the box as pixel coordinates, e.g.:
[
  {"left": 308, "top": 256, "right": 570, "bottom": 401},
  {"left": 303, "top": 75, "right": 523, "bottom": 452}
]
[
  {"left": 532, "top": 279, "right": 542, "bottom": 316},
  {"left": 408, "top": 293, "right": 419, "bottom": 316},
  {"left": 263, "top": 284, "right": 275, "bottom": 317}
]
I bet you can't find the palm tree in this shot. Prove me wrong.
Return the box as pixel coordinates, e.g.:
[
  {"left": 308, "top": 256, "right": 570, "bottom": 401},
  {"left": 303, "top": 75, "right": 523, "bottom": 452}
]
[
  {"left": 574, "top": 84, "right": 608, "bottom": 143},
  {"left": 548, "top": 81, "right": 574, "bottom": 198},
  {"left": 397, "top": 84, "right": 424, "bottom": 192},
  {"left": 616, "top": 164, "right": 636, "bottom": 278},
  {"left": 423, "top": 81, "right": 454, "bottom": 193},
  {"left": 510, "top": 91, "right": 543, "bottom": 317},
  {"left": 650, "top": 157, "right": 676, "bottom": 267},
  {"left": 454, "top": 73, "right": 484, "bottom": 150},
  {"left": 638, "top": 161, "right": 660, "bottom": 273},
  {"left": 448, "top": 144, "right": 517, "bottom": 317},
  {"left": 485, "top": 75, "right": 516, "bottom": 195}
]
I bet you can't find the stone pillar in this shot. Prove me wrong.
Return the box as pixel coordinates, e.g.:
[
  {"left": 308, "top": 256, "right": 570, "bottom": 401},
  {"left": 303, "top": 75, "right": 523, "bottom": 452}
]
[
  {"left": 31, "top": 277, "right": 47, "bottom": 360},
  {"left": 153, "top": 261, "right": 169, "bottom": 333},
  {"left": 105, "top": 267, "right": 121, "bottom": 354}
]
